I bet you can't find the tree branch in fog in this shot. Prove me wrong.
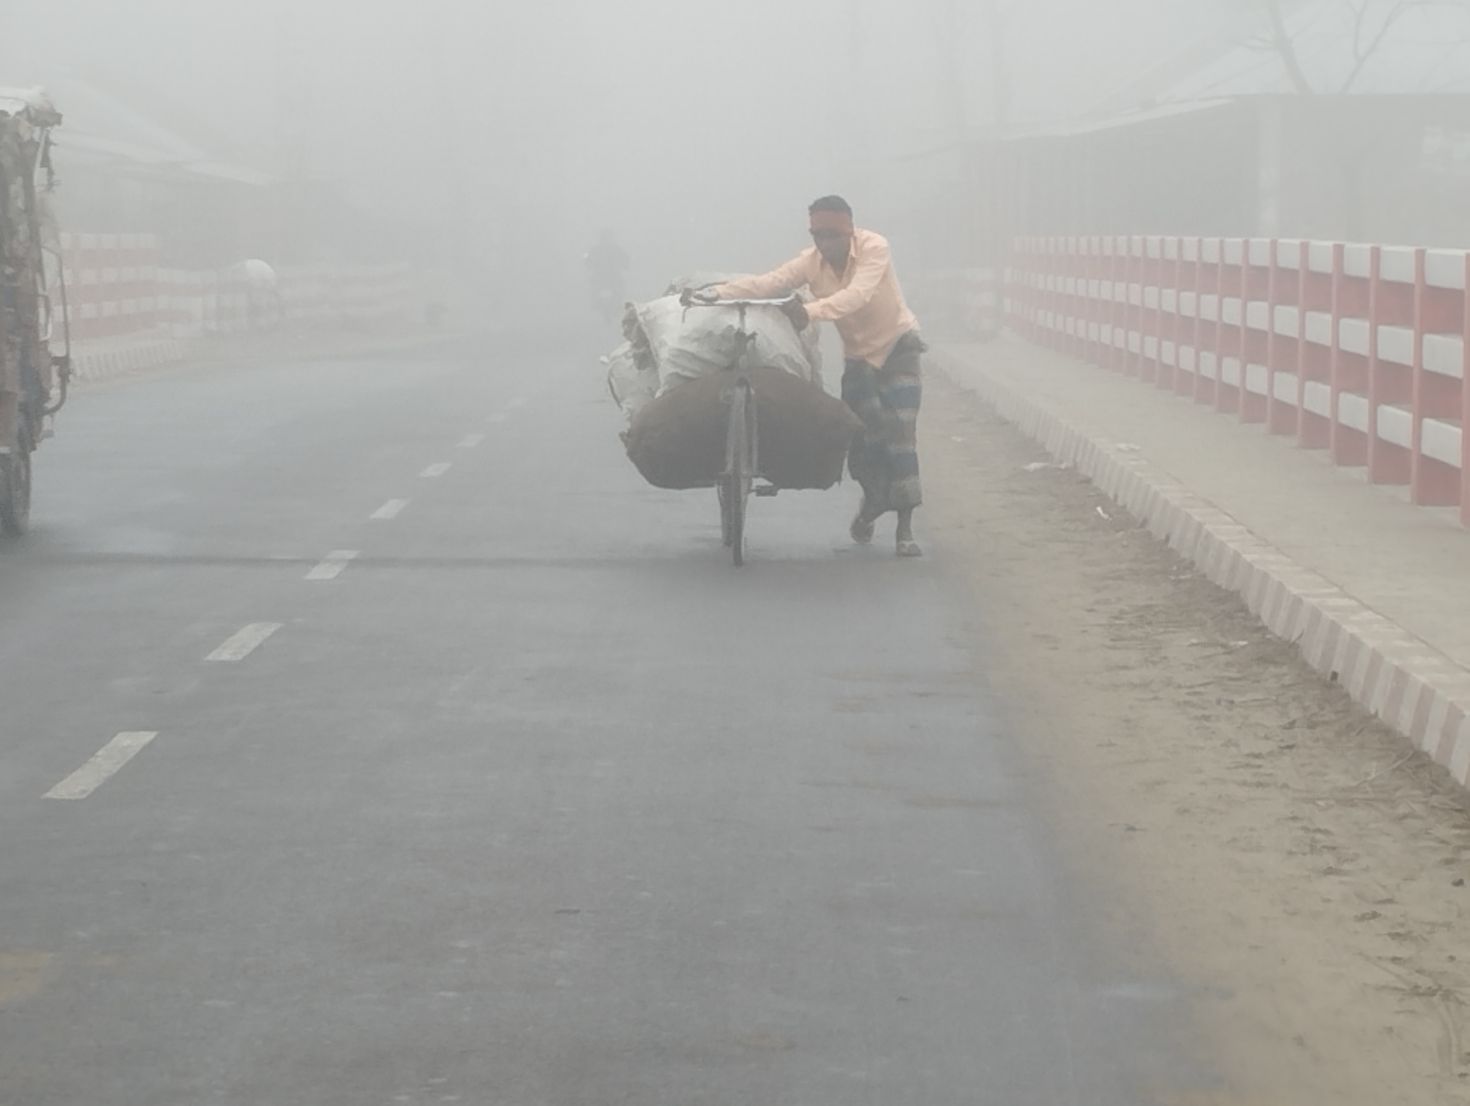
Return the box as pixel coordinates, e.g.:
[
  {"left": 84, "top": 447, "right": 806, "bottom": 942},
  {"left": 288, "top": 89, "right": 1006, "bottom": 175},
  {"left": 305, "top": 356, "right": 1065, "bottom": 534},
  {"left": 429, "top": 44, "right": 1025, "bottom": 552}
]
[
  {"left": 1260, "top": 0, "right": 1469, "bottom": 94},
  {"left": 1264, "top": 0, "right": 1317, "bottom": 92}
]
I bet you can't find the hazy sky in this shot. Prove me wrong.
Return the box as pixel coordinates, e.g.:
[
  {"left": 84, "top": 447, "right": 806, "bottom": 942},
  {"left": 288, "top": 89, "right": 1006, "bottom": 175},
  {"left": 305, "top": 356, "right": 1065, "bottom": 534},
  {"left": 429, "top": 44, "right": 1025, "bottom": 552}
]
[{"left": 4, "top": 0, "right": 1236, "bottom": 288}]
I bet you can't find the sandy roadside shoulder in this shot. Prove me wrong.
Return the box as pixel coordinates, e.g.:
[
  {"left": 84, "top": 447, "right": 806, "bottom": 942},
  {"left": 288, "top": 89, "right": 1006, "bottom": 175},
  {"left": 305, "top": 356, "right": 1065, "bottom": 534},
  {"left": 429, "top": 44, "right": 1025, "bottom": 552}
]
[{"left": 924, "top": 368, "right": 1470, "bottom": 1106}]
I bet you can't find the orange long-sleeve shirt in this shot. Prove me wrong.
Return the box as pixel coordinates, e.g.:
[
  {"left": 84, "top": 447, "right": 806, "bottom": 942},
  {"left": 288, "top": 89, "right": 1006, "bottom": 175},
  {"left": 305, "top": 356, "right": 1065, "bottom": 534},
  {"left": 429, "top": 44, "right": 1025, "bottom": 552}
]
[{"left": 714, "top": 228, "right": 920, "bottom": 366}]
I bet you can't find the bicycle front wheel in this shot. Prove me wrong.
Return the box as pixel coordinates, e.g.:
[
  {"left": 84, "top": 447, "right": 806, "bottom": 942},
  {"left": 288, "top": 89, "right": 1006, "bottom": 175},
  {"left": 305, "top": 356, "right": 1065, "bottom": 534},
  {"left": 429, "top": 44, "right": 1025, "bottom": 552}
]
[
  {"left": 718, "top": 481, "right": 733, "bottom": 547},
  {"left": 724, "top": 381, "right": 753, "bottom": 567}
]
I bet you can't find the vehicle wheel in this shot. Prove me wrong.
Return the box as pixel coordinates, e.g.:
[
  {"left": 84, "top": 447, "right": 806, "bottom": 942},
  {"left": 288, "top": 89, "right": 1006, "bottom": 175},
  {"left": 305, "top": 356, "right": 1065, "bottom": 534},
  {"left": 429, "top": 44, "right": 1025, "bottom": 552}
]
[
  {"left": 0, "top": 432, "right": 32, "bottom": 537},
  {"left": 726, "top": 385, "right": 751, "bottom": 567}
]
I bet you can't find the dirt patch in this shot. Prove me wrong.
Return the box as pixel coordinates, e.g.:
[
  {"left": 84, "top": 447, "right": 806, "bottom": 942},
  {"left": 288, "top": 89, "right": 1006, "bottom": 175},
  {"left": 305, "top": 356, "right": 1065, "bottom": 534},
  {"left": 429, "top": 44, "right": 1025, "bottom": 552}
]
[
  {"left": 0, "top": 953, "right": 53, "bottom": 1008},
  {"left": 924, "top": 369, "right": 1470, "bottom": 1106}
]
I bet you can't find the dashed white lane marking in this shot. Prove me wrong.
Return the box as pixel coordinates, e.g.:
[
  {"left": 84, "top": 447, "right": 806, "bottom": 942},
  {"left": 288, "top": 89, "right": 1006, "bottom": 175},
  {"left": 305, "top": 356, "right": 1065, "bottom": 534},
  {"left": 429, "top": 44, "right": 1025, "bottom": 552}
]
[
  {"left": 206, "top": 622, "right": 283, "bottom": 662},
  {"left": 457, "top": 434, "right": 485, "bottom": 449},
  {"left": 507, "top": 397, "right": 529, "bottom": 409},
  {"left": 306, "top": 550, "right": 359, "bottom": 581},
  {"left": 421, "top": 462, "right": 452, "bottom": 478},
  {"left": 45, "top": 732, "right": 159, "bottom": 800},
  {"left": 371, "top": 498, "right": 410, "bottom": 520}
]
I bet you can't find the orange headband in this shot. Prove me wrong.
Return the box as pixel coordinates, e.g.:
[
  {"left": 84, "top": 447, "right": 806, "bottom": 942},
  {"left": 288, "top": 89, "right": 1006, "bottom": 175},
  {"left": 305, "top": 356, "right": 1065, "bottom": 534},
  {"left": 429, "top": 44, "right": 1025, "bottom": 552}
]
[{"left": 810, "top": 210, "right": 854, "bottom": 234}]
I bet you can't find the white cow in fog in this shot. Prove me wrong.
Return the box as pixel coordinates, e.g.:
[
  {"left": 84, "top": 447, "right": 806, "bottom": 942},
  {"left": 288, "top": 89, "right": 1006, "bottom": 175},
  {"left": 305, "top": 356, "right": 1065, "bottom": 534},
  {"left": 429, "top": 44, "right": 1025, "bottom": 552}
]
[{"left": 227, "top": 258, "right": 282, "bottom": 330}]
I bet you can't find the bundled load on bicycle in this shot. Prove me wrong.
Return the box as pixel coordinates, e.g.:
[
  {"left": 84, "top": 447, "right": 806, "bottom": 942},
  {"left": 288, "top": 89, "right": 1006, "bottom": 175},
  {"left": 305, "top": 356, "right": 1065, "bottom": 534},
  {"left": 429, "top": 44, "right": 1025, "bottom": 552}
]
[
  {"left": 607, "top": 277, "right": 860, "bottom": 486},
  {"left": 603, "top": 195, "right": 928, "bottom": 565}
]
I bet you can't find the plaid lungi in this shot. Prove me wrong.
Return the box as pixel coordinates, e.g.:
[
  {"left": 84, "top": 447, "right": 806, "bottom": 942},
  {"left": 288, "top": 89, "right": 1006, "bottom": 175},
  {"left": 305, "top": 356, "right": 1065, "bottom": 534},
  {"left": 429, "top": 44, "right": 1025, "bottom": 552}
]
[{"left": 840, "top": 331, "right": 924, "bottom": 514}]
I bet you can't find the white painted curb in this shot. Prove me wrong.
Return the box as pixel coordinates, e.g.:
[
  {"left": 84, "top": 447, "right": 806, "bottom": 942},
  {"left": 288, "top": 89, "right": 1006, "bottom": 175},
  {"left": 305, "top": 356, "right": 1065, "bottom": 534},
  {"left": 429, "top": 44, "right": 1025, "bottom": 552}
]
[
  {"left": 935, "top": 350, "right": 1470, "bottom": 787},
  {"left": 69, "top": 335, "right": 192, "bottom": 385}
]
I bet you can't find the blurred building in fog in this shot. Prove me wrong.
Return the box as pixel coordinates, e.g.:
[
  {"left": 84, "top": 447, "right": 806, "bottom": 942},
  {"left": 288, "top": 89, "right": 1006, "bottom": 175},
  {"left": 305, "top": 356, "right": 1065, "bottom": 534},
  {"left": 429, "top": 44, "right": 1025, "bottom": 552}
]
[
  {"left": 889, "top": 0, "right": 1470, "bottom": 269},
  {"left": 32, "top": 75, "right": 276, "bottom": 267},
  {"left": 14, "top": 74, "right": 430, "bottom": 271}
]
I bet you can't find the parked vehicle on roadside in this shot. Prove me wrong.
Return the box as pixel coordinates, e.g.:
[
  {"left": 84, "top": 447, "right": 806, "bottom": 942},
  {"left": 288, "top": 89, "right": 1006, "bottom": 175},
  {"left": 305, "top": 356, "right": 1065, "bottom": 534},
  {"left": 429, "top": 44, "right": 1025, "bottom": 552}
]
[{"left": 0, "top": 87, "right": 69, "bottom": 535}]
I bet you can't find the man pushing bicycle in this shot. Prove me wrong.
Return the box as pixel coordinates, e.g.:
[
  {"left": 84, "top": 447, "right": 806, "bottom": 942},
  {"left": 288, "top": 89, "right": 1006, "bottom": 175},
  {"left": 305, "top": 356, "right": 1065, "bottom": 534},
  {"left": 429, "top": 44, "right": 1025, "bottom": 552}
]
[{"left": 693, "top": 195, "right": 925, "bottom": 558}]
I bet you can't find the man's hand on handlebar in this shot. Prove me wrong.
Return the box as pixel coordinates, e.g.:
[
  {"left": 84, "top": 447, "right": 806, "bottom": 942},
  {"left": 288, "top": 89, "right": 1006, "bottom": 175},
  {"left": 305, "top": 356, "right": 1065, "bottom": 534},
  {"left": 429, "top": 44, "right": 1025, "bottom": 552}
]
[{"left": 779, "top": 297, "right": 810, "bottom": 332}]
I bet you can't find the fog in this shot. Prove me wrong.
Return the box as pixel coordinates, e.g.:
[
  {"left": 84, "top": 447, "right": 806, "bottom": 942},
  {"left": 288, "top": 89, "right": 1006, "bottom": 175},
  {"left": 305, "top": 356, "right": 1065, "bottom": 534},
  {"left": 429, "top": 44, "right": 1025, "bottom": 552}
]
[
  {"left": 14, "top": 1, "right": 1466, "bottom": 302},
  {"left": 6, "top": 7, "right": 1470, "bottom": 1100},
  {"left": 3, "top": 0, "right": 1249, "bottom": 309}
]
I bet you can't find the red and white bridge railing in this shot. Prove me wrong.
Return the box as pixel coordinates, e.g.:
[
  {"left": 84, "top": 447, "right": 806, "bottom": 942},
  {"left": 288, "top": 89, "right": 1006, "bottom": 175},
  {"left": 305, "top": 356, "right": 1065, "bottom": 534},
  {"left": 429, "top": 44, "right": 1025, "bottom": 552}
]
[
  {"left": 1006, "top": 236, "right": 1470, "bottom": 527},
  {"left": 60, "top": 232, "right": 171, "bottom": 342},
  {"left": 58, "top": 232, "right": 427, "bottom": 346}
]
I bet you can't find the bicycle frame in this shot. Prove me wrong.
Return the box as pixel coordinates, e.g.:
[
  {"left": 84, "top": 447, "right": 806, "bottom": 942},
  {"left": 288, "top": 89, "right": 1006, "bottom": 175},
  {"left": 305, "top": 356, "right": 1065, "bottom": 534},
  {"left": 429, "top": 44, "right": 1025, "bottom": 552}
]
[{"left": 681, "top": 296, "right": 796, "bottom": 565}]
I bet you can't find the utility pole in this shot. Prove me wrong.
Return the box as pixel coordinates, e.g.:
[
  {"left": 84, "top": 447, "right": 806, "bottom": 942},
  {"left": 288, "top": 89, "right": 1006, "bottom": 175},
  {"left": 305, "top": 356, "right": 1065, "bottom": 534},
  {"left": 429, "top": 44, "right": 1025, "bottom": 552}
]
[
  {"left": 981, "top": 0, "right": 1012, "bottom": 130},
  {"left": 928, "top": 0, "right": 977, "bottom": 271},
  {"left": 933, "top": 0, "right": 970, "bottom": 140},
  {"left": 272, "top": 1, "right": 314, "bottom": 263},
  {"left": 830, "top": 0, "right": 868, "bottom": 190}
]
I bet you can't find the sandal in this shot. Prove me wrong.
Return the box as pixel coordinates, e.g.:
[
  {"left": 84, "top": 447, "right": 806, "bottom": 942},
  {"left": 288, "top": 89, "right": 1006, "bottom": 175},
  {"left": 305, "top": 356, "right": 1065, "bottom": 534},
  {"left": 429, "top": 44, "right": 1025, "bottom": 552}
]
[
  {"left": 850, "top": 508, "right": 876, "bottom": 545},
  {"left": 896, "top": 538, "right": 923, "bottom": 558}
]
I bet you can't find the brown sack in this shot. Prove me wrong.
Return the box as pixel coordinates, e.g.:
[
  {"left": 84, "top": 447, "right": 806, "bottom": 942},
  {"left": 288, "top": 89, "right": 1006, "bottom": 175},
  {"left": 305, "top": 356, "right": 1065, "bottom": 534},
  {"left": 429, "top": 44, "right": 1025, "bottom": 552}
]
[{"left": 625, "top": 367, "right": 862, "bottom": 491}]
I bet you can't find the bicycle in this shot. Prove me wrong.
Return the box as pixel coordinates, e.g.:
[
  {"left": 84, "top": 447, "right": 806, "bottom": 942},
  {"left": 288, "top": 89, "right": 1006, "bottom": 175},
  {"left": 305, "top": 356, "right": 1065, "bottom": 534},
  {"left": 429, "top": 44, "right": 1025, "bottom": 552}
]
[{"left": 680, "top": 293, "right": 799, "bottom": 567}]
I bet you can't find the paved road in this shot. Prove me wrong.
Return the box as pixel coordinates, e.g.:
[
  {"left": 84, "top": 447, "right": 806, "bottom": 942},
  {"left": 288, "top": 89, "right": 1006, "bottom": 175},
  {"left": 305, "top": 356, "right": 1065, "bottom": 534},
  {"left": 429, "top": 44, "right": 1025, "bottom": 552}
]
[{"left": 0, "top": 333, "right": 1206, "bottom": 1105}]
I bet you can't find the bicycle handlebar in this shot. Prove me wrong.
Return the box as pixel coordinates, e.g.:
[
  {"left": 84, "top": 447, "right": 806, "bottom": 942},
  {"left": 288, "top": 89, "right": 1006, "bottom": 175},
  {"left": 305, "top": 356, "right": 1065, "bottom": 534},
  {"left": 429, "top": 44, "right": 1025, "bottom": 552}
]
[{"left": 680, "top": 292, "right": 799, "bottom": 309}]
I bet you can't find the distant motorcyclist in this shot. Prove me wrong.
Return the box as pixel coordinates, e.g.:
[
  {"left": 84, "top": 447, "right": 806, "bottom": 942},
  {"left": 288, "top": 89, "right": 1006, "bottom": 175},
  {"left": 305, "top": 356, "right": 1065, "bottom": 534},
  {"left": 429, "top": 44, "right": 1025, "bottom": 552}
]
[{"left": 584, "top": 231, "right": 630, "bottom": 320}]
